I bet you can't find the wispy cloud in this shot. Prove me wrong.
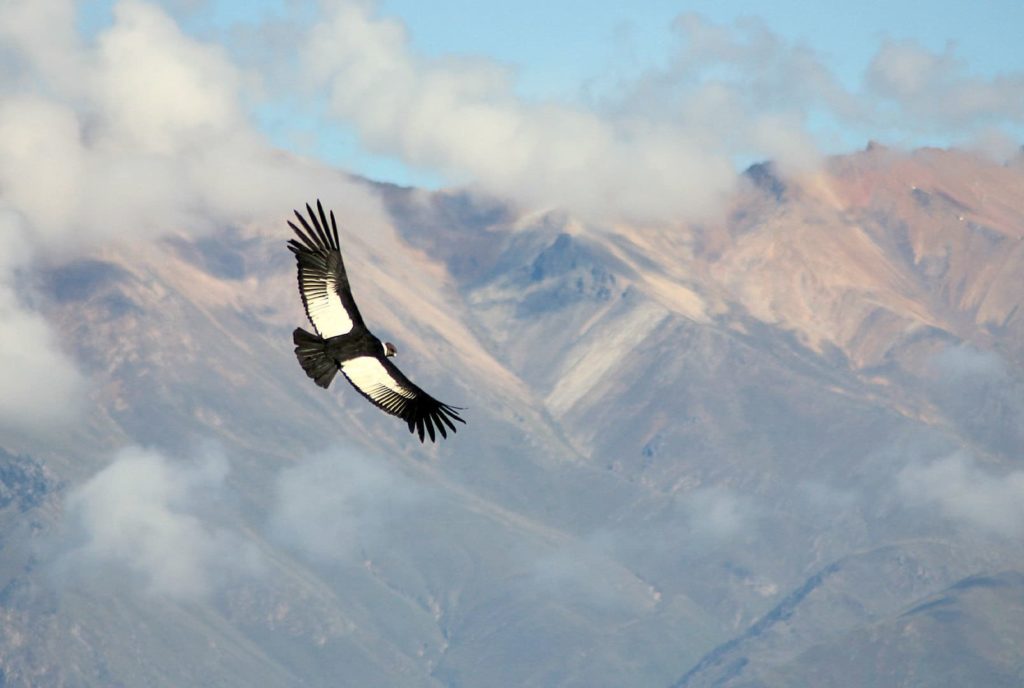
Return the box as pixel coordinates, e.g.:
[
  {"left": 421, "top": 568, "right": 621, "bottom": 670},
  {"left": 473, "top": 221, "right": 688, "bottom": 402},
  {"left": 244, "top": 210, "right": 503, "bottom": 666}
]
[
  {"left": 866, "top": 39, "right": 1024, "bottom": 131},
  {"left": 685, "top": 486, "right": 756, "bottom": 541},
  {"left": 528, "top": 531, "right": 651, "bottom": 611},
  {"left": 898, "top": 453, "right": 1024, "bottom": 537},
  {"left": 929, "top": 342, "right": 1007, "bottom": 380},
  {"left": 0, "top": 215, "right": 85, "bottom": 431},
  {"left": 925, "top": 343, "right": 1024, "bottom": 457},
  {"left": 269, "top": 449, "right": 425, "bottom": 563},
  {"left": 55, "top": 446, "right": 261, "bottom": 599}
]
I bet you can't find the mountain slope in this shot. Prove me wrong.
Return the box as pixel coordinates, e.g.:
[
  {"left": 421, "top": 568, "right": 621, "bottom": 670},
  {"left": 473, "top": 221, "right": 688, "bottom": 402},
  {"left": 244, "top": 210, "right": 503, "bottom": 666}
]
[{"left": 0, "top": 147, "right": 1022, "bottom": 686}]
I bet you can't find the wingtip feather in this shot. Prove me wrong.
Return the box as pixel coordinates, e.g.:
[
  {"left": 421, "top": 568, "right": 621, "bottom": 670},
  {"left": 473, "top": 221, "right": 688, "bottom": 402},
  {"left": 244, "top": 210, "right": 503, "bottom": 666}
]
[
  {"left": 329, "top": 210, "right": 340, "bottom": 249},
  {"left": 316, "top": 200, "right": 334, "bottom": 248},
  {"left": 424, "top": 414, "right": 436, "bottom": 442}
]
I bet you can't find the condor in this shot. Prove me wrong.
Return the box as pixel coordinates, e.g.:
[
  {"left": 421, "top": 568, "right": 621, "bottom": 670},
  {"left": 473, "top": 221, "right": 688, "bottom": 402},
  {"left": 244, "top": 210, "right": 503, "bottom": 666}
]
[{"left": 287, "top": 200, "right": 465, "bottom": 442}]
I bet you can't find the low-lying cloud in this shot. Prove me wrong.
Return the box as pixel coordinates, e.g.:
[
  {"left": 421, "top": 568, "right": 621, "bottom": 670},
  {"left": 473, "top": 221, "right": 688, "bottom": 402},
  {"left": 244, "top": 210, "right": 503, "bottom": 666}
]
[
  {"left": 56, "top": 446, "right": 261, "bottom": 599},
  {"left": 270, "top": 450, "right": 424, "bottom": 563},
  {"left": 929, "top": 342, "right": 1007, "bottom": 379},
  {"left": 0, "top": 214, "right": 85, "bottom": 431},
  {"left": 527, "top": 528, "right": 663, "bottom": 612},
  {"left": 0, "top": 281, "right": 86, "bottom": 430},
  {"left": 685, "top": 486, "right": 756, "bottom": 540},
  {"left": 898, "top": 453, "right": 1024, "bottom": 537},
  {"left": 925, "top": 343, "right": 1024, "bottom": 458}
]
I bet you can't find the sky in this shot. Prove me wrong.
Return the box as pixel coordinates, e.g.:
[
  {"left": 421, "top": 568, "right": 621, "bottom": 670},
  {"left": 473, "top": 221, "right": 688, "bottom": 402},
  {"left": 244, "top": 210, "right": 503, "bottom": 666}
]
[{"left": 74, "top": 0, "right": 1024, "bottom": 190}]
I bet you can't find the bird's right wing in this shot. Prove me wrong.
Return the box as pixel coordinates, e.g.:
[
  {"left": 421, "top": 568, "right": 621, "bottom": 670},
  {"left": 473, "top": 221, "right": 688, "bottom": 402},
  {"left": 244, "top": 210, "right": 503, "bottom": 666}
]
[
  {"left": 339, "top": 355, "right": 465, "bottom": 442},
  {"left": 286, "top": 200, "right": 365, "bottom": 338}
]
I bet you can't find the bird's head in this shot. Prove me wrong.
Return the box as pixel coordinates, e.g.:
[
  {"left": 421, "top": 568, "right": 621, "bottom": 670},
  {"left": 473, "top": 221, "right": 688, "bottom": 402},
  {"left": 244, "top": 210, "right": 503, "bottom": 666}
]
[{"left": 383, "top": 341, "right": 397, "bottom": 358}]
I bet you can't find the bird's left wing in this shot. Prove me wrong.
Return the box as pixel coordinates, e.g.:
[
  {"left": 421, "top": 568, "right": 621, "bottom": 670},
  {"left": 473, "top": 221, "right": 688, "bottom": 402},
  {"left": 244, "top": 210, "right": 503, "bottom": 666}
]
[
  {"left": 286, "top": 200, "right": 365, "bottom": 338},
  {"left": 339, "top": 355, "right": 465, "bottom": 442}
]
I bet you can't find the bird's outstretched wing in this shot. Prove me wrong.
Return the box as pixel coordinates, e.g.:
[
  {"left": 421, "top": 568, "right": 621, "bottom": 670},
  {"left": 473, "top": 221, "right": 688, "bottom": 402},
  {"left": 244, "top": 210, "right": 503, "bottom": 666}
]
[
  {"left": 286, "top": 200, "right": 365, "bottom": 338},
  {"left": 340, "top": 355, "right": 465, "bottom": 442}
]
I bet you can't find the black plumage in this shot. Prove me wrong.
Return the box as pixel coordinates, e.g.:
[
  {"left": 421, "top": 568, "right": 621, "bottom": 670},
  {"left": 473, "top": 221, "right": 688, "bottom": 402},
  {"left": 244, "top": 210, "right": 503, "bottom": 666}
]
[{"left": 287, "top": 200, "right": 465, "bottom": 442}]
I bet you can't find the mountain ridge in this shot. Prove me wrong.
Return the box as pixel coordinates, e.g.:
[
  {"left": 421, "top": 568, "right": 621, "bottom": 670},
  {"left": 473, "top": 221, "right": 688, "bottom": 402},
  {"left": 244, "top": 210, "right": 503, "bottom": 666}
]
[{"left": 1, "top": 146, "right": 1022, "bottom": 686}]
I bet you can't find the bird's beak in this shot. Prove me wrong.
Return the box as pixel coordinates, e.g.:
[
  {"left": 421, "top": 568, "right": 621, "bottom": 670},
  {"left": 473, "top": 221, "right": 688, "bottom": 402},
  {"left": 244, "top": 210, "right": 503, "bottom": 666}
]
[{"left": 385, "top": 342, "right": 397, "bottom": 357}]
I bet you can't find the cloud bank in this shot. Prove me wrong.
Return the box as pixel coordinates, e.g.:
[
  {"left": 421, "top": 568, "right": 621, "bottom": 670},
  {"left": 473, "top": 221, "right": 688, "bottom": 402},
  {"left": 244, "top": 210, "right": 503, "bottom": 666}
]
[
  {"left": 303, "top": 4, "right": 738, "bottom": 224},
  {"left": 56, "top": 446, "right": 261, "bottom": 599},
  {"left": 0, "top": 1, "right": 381, "bottom": 434},
  {"left": 4, "top": 1, "right": 1022, "bottom": 238},
  {"left": 0, "top": 1, "right": 381, "bottom": 253},
  {"left": 298, "top": 4, "right": 1024, "bottom": 224}
]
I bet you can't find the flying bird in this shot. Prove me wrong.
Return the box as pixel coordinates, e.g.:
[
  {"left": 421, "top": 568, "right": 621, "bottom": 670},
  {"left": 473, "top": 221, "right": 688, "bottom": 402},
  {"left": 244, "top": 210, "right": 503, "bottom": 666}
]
[{"left": 287, "top": 200, "right": 465, "bottom": 442}]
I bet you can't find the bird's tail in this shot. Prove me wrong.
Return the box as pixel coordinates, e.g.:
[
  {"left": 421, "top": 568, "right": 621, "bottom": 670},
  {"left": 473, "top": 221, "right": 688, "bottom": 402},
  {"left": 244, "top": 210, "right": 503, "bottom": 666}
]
[{"left": 293, "top": 328, "right": 339, "bottom": 389}]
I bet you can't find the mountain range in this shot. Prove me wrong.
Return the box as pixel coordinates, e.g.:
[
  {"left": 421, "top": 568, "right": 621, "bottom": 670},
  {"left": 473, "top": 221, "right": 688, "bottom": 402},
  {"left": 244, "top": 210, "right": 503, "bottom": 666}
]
[{"left": 1, "top": 144, "right": 1022, "bottom": 686}]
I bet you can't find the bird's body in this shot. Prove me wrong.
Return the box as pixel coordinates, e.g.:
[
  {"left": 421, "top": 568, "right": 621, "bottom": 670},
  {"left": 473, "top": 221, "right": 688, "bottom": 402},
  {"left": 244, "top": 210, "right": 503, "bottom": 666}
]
[
  {"left": 325, "top": 329, "right": 388, "bottom": 363},
  {"left": 287, "top": 200, "right": 464, "bottom": 442}
]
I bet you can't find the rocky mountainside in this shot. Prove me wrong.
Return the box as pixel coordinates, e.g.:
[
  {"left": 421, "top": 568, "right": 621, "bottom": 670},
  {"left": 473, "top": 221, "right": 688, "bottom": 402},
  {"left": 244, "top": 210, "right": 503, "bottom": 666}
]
[{"left": 1, "top": 146, "right": 1022, "bottom": 686}]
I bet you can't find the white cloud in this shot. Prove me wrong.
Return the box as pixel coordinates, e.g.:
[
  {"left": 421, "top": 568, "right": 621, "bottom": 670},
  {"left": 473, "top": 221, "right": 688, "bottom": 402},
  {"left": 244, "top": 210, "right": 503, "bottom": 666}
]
[
  {"left": 0, "top": 213, "right": 86, "bottom": 431},
  {"left": 0, "top": 96, "right": 90, "bottom": 241},
  {"left": 529, "top": 533, "right": 650, "bottom": 611},
  {"left": 295, "top": 4, "right": 1024, "bottom": 222},
  {"left": 750, "top": 112, "right": 822, "bottom": 175},
  {"left": 0, "top": 1, "right": 383, "bottom": 433},
  {"left": 924, "top": 343, "right": 1024, "bottom": 456},
  {"left": 0, "top": 0, "right": 86, "bottom": 98},
  {"left": 899, "top": 454, "right": 1024, "bottom": 537},
  {"left": 866, "top": 39, "right": 1024, "bottom": 130},
  {"left": 94, "top": 2, "right": 243, "bottom": 155},
  {"left": 0, "top": 283, "right": 86, "bottom": 430},
  {"left": 6, "top": 1, "right": 1019, "bottom": 239},
  {"left": 57, "top": 446, "right": 261, "bottom": 599},
  {"left": 270, "top": 450, "right": 423, "bottom": 562},
  {"left": 797, "top": 481, "right": 858, "bottom": 513},
  {"left": 669, "top": 14, "right": 863, "bottom": 121},
  {"left": 0, "top": 0, "right": 382, "bottom": 253},
  {"left": 686, "top": 486, "right": 754, "bottom": 540},
  {"left": 967, "top": 127, "right": 1023, "bottom": 163},
  {"left": 303, "top": 3, "right": 738, "bottom": 224},
  {"left": 929, "top": 343, "right": 1006, "bottom": 380}
]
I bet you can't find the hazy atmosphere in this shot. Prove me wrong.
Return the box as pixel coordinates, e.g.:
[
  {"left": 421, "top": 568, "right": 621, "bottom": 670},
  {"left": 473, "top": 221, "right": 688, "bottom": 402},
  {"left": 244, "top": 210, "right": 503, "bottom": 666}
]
[{"left": 1, "top": 1, "right": 1023, "bottom": 686}]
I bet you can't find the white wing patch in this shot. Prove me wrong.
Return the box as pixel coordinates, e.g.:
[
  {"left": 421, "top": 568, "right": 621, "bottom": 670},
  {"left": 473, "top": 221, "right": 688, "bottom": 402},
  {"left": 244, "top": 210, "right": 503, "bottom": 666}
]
[
  {"left": 341, "top": 356, "right": 416, "bottom": 412},
  {"left": 300, "top": 269, "right": 353, "bottom": 338}
]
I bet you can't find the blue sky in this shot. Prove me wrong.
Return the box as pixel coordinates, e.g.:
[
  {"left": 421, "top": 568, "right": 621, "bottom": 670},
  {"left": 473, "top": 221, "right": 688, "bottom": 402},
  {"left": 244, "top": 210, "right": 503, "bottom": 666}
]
[
  {"left": 73, "top": 0, "right": 1024, "bottom": 193},
  {"left": 378, "top": 0, "right": 1024, "bottom": 90}
]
